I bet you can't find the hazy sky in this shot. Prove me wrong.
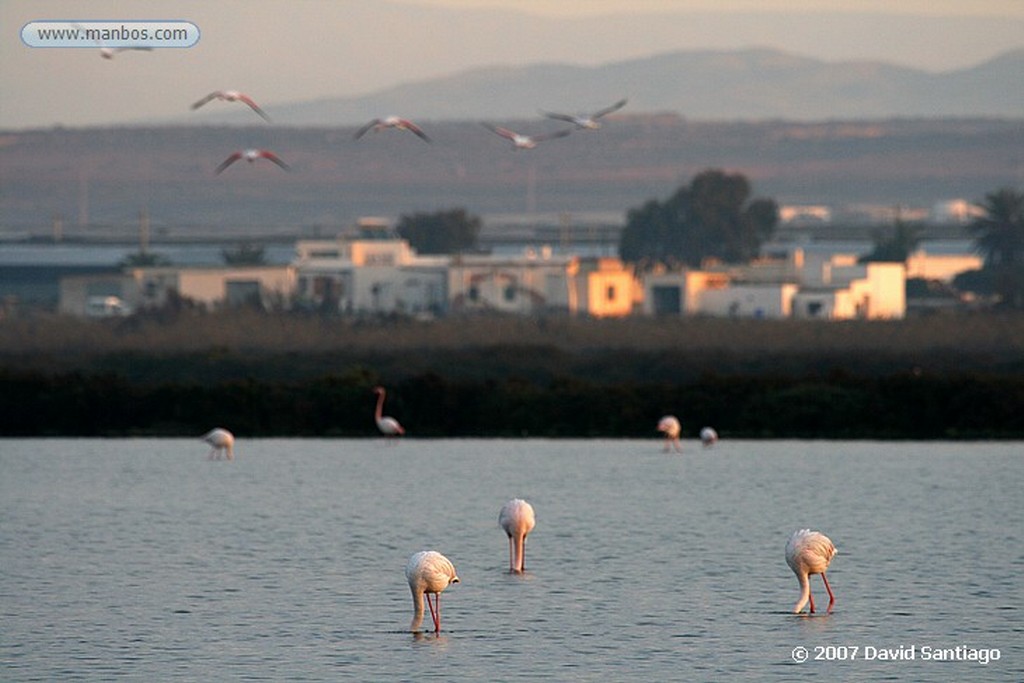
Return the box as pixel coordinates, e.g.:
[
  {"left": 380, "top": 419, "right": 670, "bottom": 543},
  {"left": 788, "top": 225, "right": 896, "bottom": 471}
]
[{"left": 3, "top": 0, "right": 1022, "bottom": 129}]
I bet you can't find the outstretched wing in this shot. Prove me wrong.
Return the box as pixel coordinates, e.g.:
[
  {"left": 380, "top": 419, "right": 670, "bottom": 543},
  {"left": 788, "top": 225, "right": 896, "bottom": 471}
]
[
  {"left": 401, "top": 120, "right": 431, "bottom": 142},
  {"left": 214, "top": 151, "right": 243, "bottom": 174},
  {"left": 534, "top": 129, "right": 573, "bottom": 142},
  {"left": 238, "top": 95, "right": 271, "bottom": 122},
  {"left": 539, "top": 110, "right": 579, "bottom": 125},
  {"left": 191, "top": 92, "right": 220, "bottom": 110},
  {"left": 593, "top": 98, "right": 628, "bottom": 119},
  {"left": 353, "top": 119, "right": 381, "bottom": 139},
  {"left": 258, "top": 151, "right": 290, "bottom": 170},
  {"left": 482, "top": 123, "right": 517, "bottom": 140}
]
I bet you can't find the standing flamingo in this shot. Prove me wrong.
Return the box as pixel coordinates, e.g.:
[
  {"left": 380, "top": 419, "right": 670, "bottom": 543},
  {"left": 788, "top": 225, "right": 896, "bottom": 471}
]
[
  {"left": 201, "top": 428, "right": 234, "bottom": 460},
  {"left": 373, "top": 386, "right": 405, "bottom": 438},
  {"left": 785, "top": 529, "right": 838, "bottom": 614},
  {"left": 700, "top": 426, "right": 719, "bottom": 447},
  {"left": 191, "top": 90, "right": 271, "bottom": 121},
  {"left": 354, "top": 116, "right": 431, "bottom": 142},
  {"left": 499, "top": 499, "right": 536, "bottom": 573},
  {"left": 406, "top": 550, "right": 460, "bottom": 633},
  {"left": 657, "top": 415, "right": 682, "bottom": 452}
]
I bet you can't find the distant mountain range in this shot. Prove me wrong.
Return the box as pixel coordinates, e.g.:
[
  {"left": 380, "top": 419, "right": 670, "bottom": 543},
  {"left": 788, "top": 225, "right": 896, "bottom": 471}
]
[{"left": 188, "top": 47, "right": 1024, "bottom": 126}]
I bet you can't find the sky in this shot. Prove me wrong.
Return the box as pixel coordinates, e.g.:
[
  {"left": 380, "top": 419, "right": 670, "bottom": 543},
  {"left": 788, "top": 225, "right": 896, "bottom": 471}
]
[{"left": 2, "top": 0, "right": 1023, "bottom": 130}]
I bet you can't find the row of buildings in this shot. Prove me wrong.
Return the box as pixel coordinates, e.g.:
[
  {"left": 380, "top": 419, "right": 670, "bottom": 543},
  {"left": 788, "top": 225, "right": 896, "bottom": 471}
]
[{"left": 60, "top": 219, "right": 982, "bottom": 321}]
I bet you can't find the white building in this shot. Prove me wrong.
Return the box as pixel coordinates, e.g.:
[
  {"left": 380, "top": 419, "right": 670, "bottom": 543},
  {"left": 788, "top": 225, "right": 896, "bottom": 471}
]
[
  {"left": 641, "top": 248, "right": 906, "bottom": 320},
  {"left": 59, "top": 265, "right": 295, "bottom": 316},
  {"left": 293, "top": 227, "right": 449, "bottom": 316}
]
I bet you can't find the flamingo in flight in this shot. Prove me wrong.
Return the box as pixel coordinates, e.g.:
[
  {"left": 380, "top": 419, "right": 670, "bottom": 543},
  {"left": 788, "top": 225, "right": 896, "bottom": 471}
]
[
  {"left": 700, "top": 426, "right": 719, "bottom": 447},
  {"left": 354, "top": 117, "right": 431, "bottom": 142},
  {"left": 406, "top": 550, "right": 460, "bottom": 633},
  {"left": 373, "top": 386, "right": 405, "bottom": 438},
  {"left": 72, "top": 23, "right": 153, "bottom": 59},
  {"left": 541, "top": 98, "right": 628, "bottom": 130},
  {"left": 192, "top": 90, "right": 271, "bottom": 122},
  {"left": 499, "top": 499, "right": 536, "bottom": 574},
  {"left": 202, "top": 428, "right": 234, "bottom": 460},
  {"left": 99, "top": 46, "right": 152, "bottom": 59},
  {"left": 657, "top": 415, "right": 682, "bottom": 452},
  {"left": 482, "top": 123, "right": 571, "bottom": 150},
  {"left": 214, "top": 149, "right": 290, "bottom": 175},
  {"left": 785, "top": 529, "right": 838, "bottom": 614}
]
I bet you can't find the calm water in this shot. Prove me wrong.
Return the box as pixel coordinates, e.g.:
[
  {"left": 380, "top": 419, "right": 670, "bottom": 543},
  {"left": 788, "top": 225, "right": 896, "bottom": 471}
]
[{"left": 2, "top": 439, "right": 1021, "bottom": 681}]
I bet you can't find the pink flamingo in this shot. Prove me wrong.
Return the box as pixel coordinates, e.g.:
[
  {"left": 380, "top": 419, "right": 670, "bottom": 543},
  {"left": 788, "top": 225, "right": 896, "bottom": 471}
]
[
  {"left": 373, "top": 386, "right": 405, "bottom": 438},
  {"left": 482, "top": 123, "right": 571, "bottom": 150},
  {"left": 214, "top": 149, "right": 290, "bottom": 174},
  {"left": 786, "top": 529, "right": 838, "bottom": 614},
  {"left": 201, "top": 428, "right": 234, "bottom": 460},
  {"left": 657, "top": 415, "right": 682, "bottom": 452},
  {"left": 406, "top": 550, "right": 459, "bottom": 633},
  {"left": 541, "top": 98, "right": 627, "bottom": 130},
  {"left": 354, "top": 116, "right": 431, "bottom": 142},
  {"left": 192, "top": 90, "right": 271, "bottom": 121},
  {"left": 499, "top": 499, "right": 536, "bottom": 573}
]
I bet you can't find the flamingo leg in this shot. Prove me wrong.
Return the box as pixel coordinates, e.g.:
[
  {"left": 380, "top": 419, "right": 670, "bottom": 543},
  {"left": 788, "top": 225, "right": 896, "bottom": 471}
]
[
  {"left": 821, "top": 572, "right": 835, "bottom": 612},
  {"left": 426, "top": 592, "right": 440, "bottom": 633},
  {"left": 808, "top": 589, "right": 816, "bottom": 614},
  {"left": 521, "top": 537, "right": 526, "bottom": 572}
]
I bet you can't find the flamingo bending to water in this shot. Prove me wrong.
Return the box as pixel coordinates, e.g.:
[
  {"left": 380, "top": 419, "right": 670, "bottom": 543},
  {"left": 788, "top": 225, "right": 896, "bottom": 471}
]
[
  {"left": 657, "top": 415, "right": 682, "bottom": 452},
  {"left": 499, "top": 499, "right": 536, "bottom": 573},
  {"left": 785, "top": 529, "right": 837, "bottom": 614},
  {"left": 540, "top": 98, "right": 627, "bottom": 130},
  {"left": 192, "top": 90, "right": 270, "bottom": 121},
  {"left": 214, "top": 149, "right": 290, "bottom": 174},
  {"left": 406, "top": 550, "right": 459, "bottom": 633},
  {"left": 700, "top": 426, "right": 719, "bottom": 447},
  {"left": 202, "top": 428, "right": 234, "bottom": 460},
  {"left": 373, "top": 386, "right": 405, "bottom": 437}
]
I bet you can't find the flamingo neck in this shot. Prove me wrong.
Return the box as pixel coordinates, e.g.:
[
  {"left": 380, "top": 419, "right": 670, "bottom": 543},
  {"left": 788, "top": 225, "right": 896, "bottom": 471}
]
[
  {"left": 793, "top": 573, "right": 811, "bottom": 614},
  {"left": 375, "top": 391, "right": 385, "bottom": 422},
  {"left": 410, "top": 588, "right": 425, "bottom": 632},
  {"left": 511, "top": 533, "right": 526, "bottom": 573}
]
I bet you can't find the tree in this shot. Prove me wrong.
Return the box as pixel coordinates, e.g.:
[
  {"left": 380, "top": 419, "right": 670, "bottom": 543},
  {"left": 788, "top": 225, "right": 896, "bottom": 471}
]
[
  {"left": 619, "top": 169, "right": 778, "bottom": 268},
  {"left": 860, "top": 218, "right": 922, "bottom": 263},
  {"left": 222, "top": 243, "right": 267, "bottom": 265},
  {"left": 967, "top": 188, "right": 1024, "bottom": 308},
  {"left": 396, "top": 208, "right": 482, "bottom": 254}
]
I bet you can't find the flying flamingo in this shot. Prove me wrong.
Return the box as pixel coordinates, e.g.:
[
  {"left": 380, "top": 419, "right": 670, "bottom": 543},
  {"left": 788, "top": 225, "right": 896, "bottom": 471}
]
[
  {"left": 191, "top": 90, "right": 271, "bottom": 121},
  {"left": 406, "top": 550, "right": 460, "bottom": 633},
  {"left": 785, "top": 529, "right": 838, "bottom": 614},
  {"left": 99, "top": 46, "right": 152, "bottom": 59},
  {"left": 202, "top": 428, "right": 234, "bottom": 460},
  {"left": 700, "top": 426, "right": 719, "bottom": 447},
  {"left": 354, "top": 116, "right": 431, "bottom": 142},
  {"left": 214, "top": 149, "right": 290, "bottom": 174},
  {"left": 657, "top": 415, "right": 682, "bottom": 452},
  {"left": 481, "top": 123, "right": 571, "bottom": 150},
  {"left": 499, "top": 499, "right": 536, "bottom": 574},
  {"left": 72, "top": 23, "right": 153, "bottom": 59},
  {"left": 540, "top": 98, "right": 628, "bottom": 130},
  {"left": 373, "top": 386, "right": 405, "bottom": 438}
]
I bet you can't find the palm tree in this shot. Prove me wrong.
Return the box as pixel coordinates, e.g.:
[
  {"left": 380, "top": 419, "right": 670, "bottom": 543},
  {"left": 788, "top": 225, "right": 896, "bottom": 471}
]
[{"left": 967, "top": 188, "right": 1024, "bottom": 308}]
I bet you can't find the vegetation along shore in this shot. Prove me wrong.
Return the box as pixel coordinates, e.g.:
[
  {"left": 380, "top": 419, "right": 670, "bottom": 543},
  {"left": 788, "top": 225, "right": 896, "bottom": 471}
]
[{"left": 1, "top": 311, "right": 1022, "bottom": 439}]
